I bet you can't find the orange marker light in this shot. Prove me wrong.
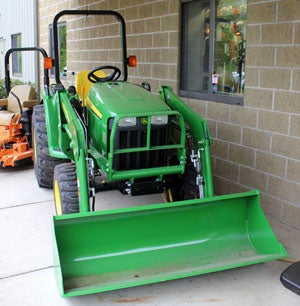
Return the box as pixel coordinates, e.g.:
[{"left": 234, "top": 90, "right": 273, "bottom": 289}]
[
  {"left": 44, "top": 57, "right": 53, "bottom": 69},
  {"left": 128, "top": 55, "right": 137, "bottom": 67}
]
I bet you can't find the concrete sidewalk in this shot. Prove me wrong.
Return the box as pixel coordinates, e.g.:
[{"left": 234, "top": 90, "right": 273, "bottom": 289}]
[{"left": 0, "top": 165, "right": 299, "bottom": 305}]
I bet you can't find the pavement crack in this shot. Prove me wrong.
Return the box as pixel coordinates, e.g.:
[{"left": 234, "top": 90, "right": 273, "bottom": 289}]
[{"left": 0, "top": 266, "right": 54, "bottom": 280}]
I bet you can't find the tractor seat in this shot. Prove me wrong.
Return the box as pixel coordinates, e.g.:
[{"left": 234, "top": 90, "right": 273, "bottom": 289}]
[
  {"left": 75, "top": 70, "right": 107, "bottom": 102},
  {"left": 0, "top": 85, "right": 37, "bottom": 125}
]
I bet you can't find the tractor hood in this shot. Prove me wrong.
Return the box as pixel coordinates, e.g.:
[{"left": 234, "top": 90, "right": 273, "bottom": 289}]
[{"left": 88, "top": 82, "right": 171, "bottom": 121}]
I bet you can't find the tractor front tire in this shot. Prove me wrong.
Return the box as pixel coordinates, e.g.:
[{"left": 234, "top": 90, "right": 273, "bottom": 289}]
[
  {"left": 54, "top": 163, "right": 79, "bottom": 215},
  {"left": 32, "top": 104, "right": 64, "bottom": 188},
  {"left": 182, "top": 160, "right": 199, "bottom": 200}
]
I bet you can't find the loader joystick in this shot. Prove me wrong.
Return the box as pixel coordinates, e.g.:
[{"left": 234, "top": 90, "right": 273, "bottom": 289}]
[{"left": 88, "top": 65, "right": 121, "bottom": 83}]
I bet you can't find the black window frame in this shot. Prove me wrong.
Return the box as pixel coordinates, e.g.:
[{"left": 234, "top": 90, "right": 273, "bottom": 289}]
[{"left": 180, "top": 0, "right": 246, "bottom": 106}]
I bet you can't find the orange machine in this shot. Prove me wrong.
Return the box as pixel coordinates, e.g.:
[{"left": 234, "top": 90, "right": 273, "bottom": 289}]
[
  {"left": 0, "top": 47, "right": 50, "bottom": 167},
  {"left": 0, "top": 85, "right": 38, "bottom": 167}
]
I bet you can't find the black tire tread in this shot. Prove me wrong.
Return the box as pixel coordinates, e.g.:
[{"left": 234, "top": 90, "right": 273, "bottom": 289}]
[
  {"left": 32, "top": 104, "right": 65, "bottom": 188},
  {"left": 54, "top": 163, "right": 79, "bottom": 214}
]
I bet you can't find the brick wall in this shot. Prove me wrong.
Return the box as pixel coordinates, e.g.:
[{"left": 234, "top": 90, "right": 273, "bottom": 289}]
[{"left": 38, "top": 0, "right": 300, "bottom": 229}]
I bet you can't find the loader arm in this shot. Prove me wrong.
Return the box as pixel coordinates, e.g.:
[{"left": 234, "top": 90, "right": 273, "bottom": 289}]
[
  {"left": 159, "top": 86, "right": 214, "bottom": 197},
  {"left": 44, "top": 88, "right": 90, "bottom": 212}
]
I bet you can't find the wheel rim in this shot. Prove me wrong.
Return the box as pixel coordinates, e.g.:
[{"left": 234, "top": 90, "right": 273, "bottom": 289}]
[{"left": 54, "top": 180, "right": 62, "bottom": 215}]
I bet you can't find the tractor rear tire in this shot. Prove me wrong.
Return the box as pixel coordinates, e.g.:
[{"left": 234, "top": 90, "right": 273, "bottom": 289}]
[
  {"left": 53, "top": 163, "right": 79, "bottom": 215},
  {"left": 32, "top": 104, "right": 64, "bottom": 188}
]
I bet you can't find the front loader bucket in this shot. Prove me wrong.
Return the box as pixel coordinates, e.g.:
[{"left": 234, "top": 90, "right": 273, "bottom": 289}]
[{"left": 53, "top": 190, "right": 288, "bottom": 297}]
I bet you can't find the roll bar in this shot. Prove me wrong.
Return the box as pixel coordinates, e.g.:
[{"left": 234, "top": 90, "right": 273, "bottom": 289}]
[
  {"left": 52, "top": 10, "right": 128, "bottom": 85},
  {"left": 4, "top": 47, "right": 50, "bottom": 95}
]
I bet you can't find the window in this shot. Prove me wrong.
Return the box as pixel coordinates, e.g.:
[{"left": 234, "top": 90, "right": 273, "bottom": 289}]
[
  {"left": 180, "top": 0, "right": 247, "bottom": 105},
  {"left": 11, "top": 34, "right": 22, "bottom": 75},
  {"left": 49, "top": 22, "right": 66, "bottom": 77}
]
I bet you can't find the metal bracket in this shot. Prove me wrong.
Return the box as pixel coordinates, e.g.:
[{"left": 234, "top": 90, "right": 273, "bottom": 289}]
[
  {"left": 87, "top": 157, "right": 95, "bottom": 197},
  {"left": 190, "top": 149, "right": 204, "bottom": 199}
]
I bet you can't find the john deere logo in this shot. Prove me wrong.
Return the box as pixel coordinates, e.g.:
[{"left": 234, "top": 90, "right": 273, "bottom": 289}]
[{"left": 140, "top": 117, "right": 148, "bottom": 125}]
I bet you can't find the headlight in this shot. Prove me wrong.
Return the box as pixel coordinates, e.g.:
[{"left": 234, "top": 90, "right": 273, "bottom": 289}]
[
  {"left": 118, "top": 117, "right": 137, "bottom": 127},
  {"left": 151, "top": 115, "right": 168, "bottom": 125}
]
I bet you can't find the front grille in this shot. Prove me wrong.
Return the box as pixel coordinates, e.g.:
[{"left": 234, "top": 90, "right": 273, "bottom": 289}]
[{"left": 110, "top": 119, "right": 169, "bottom": 171}]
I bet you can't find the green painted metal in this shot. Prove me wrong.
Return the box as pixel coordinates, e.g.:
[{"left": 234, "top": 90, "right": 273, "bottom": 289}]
[
  {"left": 43, "top": 91, "right": 69, "bottom": 159},
  {"left": 53, "top": 189, "right": 288, "bottom": 297},
  {"left": 159, "top": 86, "right": 214, "bottom": 197},
  {"left": 45, "top": 10, "right": 288, "bottom": 299}
]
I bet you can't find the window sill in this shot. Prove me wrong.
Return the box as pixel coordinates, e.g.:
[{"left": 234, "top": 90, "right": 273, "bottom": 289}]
[{"left": 179, "top": 90, "right": 244, "bottom": 106}]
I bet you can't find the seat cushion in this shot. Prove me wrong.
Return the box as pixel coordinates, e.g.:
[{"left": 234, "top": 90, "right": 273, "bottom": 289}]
[
  {"left": 8, "top": 85, "right": 37, "bottom": 113},
  {"left": 0, "top": 85, "right": 37, "bottom": 126},
  {"left": 0, "top": 111, "right": 15, "bottom": 125}
]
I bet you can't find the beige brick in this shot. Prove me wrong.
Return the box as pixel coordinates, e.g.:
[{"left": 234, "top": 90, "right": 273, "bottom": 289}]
[
  {"left": 256, "top": 151, "right": 287, "bottom": 177},
  {"left": 242, "top": 127, "right": 271, "bottom": 151},
  {"left": 131, "top": 48, "right": 146, "bottom": 62},
  {"left": 127, "top": 35, "right": 138, "bottom": 49},
  {"left": 217, "top": 122, "right": 242, "bottom": 144},
  {"left": 131, "top": 0, "right": 148, "bottom": 5},
  {"left": 152, "top": 64, "right": 169, "bottom": 79},
  {"left": 292, "top": 69, "right": 300, "bottom": 91},
  {"left": 131, "top": 20, "right": 146, "bottom": 34},
  {"left": 260, "top": 193, "right": 282, "bottom": 220},
  {"left": 246, "top": 46, "right": 275, "bottom": 66},
  {"left": 231, "top": 106, "right": 257, "bottom": 128},
  {"left": 258, "top": 110, "right": 289, "bottom": 134},
  {"left": 290, "top": 115, "right": 300, "bottom": 137},
  {"left": 169, "top": 0, "right": 179, "bottom": 14},
  {"left": 137, "top": 33, "right": 153, "bottom": 48},
  {"left": 161, "top": 14, "right": 178, "bottom": 32},
  {"left": 207, "top": 102, "right": 230, "bottom": 122},
  {"left": 213, "top": 175, "right": 227, "bottom": 195},
  {"left": 168, "top": 65, "right": 178, "bottom": 83},
  {"left": 274, "top": 91, "right": 300, "bottom": 114},
  {"left": 244, "top": 67, "right": 259, "bottom": 87},
  {"left": 246, "top": 25, "right": 261, "bottom": 45},
  {"left": 145, "top": 17, "right": 161, "bottom": 32},
  {"left": 124, "top": 7, "right": 139, "bottom": 21},
  {"left": 240, "top": 166, "right": 268, "bottom": 191},
  {"left": 185, "top": 99, "right": 207, "bottom": 118},
  {"left": 169, "top": 32, "right": 179, "bottom": 47},
  {"left": 161, "top": 48, "right": 178, "bottom": 64},
  {"left": 261, "top": 23, "right": 293, "bottom": 45},
  {"left": 214, "top": 158, "right": 239, "bottom": 182},
  {"left": 106, "top": 0, "right": 118, "bottom": 10},
  {"left": 207, "top": 119, "right": 217, "bottom": 138},
  {"left": 153, "top": 0, "right": 170, "bottom": 16},
  {"left": 153, "top": 32, "right": 169, "bottom": 47},
  {"left": 145, "top": 49, "right": 160, "bottom": 62},
  {"left": 295, "top": 23, "right": 300, "bottom": 44},
  {"left": 277, "top": 46, "right": 300, "bottom": 68},
  {"left": 268, "top": 176, "right": 300, "bottom": 205},
  {"left": 138, "top": 3, "right": 153, "bottom": 19},
  {"left": 211, "top": 139, "right": 229, "bottom": 160},
  {"left": 229, "top": 144, "right": 255, "bottom": 167},
  {"left": 271, "top": 134, "right": 300, "bottom": 160},
  {"left": 260, "top": 68, "right": 291, "bottom": 90},
  {"left": 287, "top": 159, "right": 300, "bottom": 182},
  {"left": 244, "top": 88, "right": 273, "bottom": 110},
  {"left": 278, "top": 0, "right": 300, "bottom": 22},
  {"left": 137, "top": 63, "right": 152, "bottom": 78},
  {"left": 226, "top": 181, "right": 248, "bottom": 195},
  {"left": 247, "top": 2, "right": 277, "bottom": 24},
  {"left": 282, "top": 203, "right": 300, "bottom": 229}
]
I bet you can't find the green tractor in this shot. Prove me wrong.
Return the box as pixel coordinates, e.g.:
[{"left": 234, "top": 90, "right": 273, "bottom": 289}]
[{"left": 32, "top": 10, "right": 287, "bottom": 297}]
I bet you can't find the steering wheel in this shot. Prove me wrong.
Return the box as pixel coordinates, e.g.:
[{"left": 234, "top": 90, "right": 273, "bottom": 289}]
[{"left": 87, "top": 66, "right": 121, "bottom": 83}]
